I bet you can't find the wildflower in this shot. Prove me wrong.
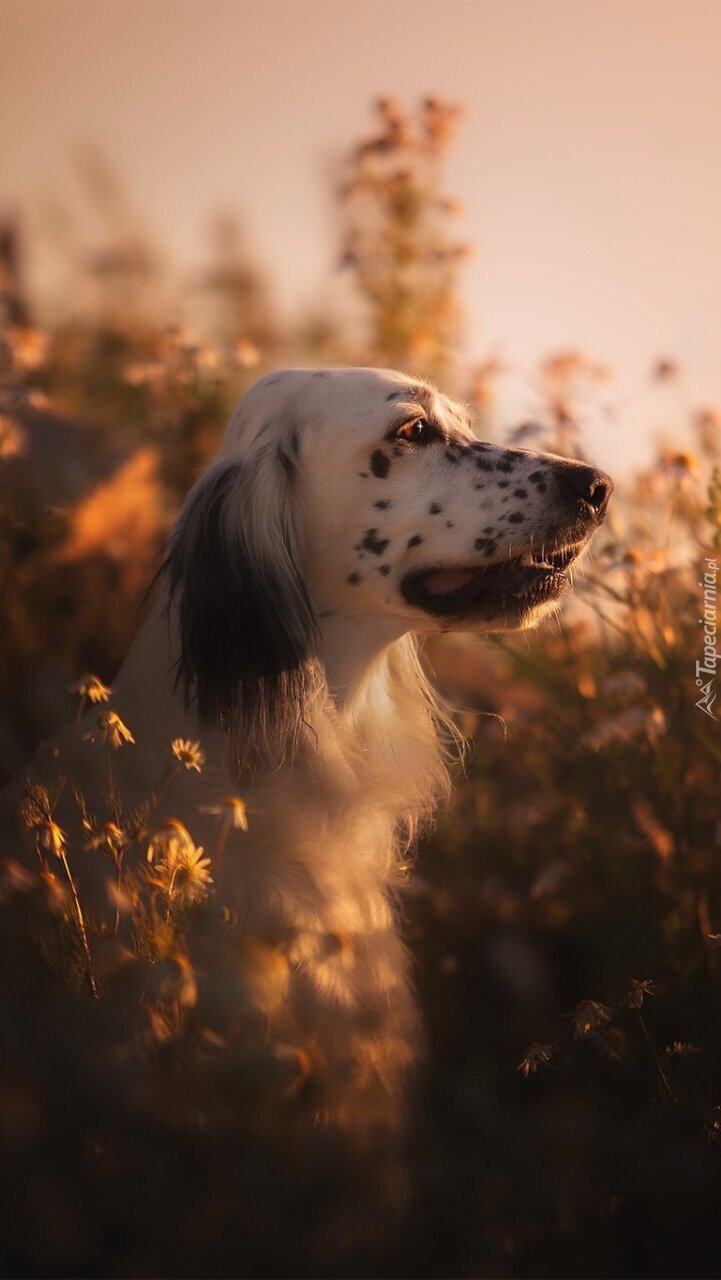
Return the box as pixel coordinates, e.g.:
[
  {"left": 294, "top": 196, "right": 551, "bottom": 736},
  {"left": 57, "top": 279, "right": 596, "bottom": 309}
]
[
  {"left": 19, "top": 783, "right": 52, "bottom": 831},
  {"left": 171, "top": 738, "right": 205, "bottom": 772},
  {"left": 661, "top": 449, "right": 698, "bottom": 476},
  {"left": 39, "top": 819, "right": 67, "bottom": 859},
  {"left": 19, "top": 790, "right": 65, "bottom": 859},
  {"left": 517, "top": 1042, "right": 559, "bottom": 1077},
  {"left": 147, "top": 818, "right": 190, "bottom": 864},
  {"left": 87, "top": 709, "right": 135, "bottom": 749},
  {"left": 619, "top": 978, "right": 656, "bottom": 1009},
  {"left": 200, "top": 795, "right": 248, "bottom": 831},
  {"left": 572, "top": 999, "right": 614, "bottom": 1039},
  {"left": 70, "top": 674, "right": 112, "bottom": 704},
  {"left": 125, "top": 802, "right": 152, "bottom": 843},
  {"left": 146, "top": 820, "right": 213, "bottom": 904},
  {"left": 84, "top": 821, "right": 126, "bottom": 856}
]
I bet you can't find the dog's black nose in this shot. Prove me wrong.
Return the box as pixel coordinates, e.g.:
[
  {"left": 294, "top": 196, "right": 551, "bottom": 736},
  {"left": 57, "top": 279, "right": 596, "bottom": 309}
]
[{"left": 557, "top": 464, "right": 614, "bottom": 520}]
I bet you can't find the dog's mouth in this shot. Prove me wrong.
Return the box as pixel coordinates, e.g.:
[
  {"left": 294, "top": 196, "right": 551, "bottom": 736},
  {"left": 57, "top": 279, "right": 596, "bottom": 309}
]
[{"left": 401, "top": 542, "right": 586, "bottom": 621}]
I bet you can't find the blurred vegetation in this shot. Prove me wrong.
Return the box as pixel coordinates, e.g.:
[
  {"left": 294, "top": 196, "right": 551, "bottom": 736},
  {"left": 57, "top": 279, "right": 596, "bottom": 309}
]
[{"left": 1, "top": 98, "right": 721, "bottom": 1278}]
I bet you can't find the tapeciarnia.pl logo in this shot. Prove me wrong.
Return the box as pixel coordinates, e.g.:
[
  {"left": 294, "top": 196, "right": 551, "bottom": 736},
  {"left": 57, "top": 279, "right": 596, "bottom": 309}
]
[{"left": 696, "top": 556, "right": 718, "bottom": 720}]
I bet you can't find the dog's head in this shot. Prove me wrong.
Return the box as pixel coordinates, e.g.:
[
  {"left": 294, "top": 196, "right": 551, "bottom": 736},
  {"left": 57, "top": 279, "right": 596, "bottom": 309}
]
[
  {"left": 279, "top": 368, "right": 612, "bottom": 633},
  {"left": 164, "top": 368, "right": 612, "bottom": 759}
]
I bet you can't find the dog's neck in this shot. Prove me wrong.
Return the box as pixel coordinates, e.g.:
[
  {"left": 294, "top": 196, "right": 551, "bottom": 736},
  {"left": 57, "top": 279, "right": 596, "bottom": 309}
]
[
  {"left": 113, "top": 594, "right": 408, "bottom": 752},
  {"left": 316, "top": 612, "right": 409, "bottom": 709},
  {"left": 43, "top": 588, "right": 447, "bottom": 921}
]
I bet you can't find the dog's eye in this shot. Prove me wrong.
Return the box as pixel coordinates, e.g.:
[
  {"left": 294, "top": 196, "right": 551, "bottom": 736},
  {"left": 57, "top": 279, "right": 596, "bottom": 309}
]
[{"left": 396, "top": 418, "right": 431, "bottom": 444}]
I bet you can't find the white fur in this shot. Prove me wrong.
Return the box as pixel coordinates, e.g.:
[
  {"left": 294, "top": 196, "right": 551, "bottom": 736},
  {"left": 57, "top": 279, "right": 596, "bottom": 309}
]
[{"left": 9, "top": 367, "right": 610, "bottom": 1132}]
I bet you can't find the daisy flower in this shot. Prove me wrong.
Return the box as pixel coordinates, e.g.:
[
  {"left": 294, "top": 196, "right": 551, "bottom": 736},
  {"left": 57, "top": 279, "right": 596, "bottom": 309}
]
[
  {"left": 200, "top": 795, "right": 248, "bottom": 831},
  {"left": 70, "top": 674, "right": 112, "bottom": 704},
  {"left": 87, "top": 710, "right": 135, "bottom": 749},
  {"left": 147, "top": 820, "right": 213, "bottom": 905},
  {"left": 171, "top": 738, "right": 205, "bottom": 772}
]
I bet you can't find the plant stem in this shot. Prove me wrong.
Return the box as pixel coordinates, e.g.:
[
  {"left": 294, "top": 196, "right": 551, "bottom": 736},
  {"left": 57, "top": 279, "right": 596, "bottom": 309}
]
[{"left": 59, "top": 848, "right": 98, "bottom": 1000}]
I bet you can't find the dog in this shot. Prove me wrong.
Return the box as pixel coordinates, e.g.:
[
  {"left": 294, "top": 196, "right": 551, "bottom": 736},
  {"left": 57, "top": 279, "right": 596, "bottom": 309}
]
[{"left": 6, "top": 366, "right": 612, "bottom": 1140}]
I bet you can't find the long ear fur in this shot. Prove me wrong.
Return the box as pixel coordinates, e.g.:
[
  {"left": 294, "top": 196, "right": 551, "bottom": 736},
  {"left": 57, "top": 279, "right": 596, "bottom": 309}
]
[{"left": 163, "top": 444, "right": 318, "bottom": 772}]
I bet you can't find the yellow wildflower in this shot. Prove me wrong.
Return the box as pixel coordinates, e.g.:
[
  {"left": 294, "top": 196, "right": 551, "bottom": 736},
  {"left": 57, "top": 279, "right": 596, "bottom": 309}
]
[
  {"left": 84, "top": 821, "right": 126, "bottom": 855},
  {"left": 171, "top": 738, "right": 205, "bottom": 772},
  {"left": 39, "top": 819, "right": 67, "bottom": 859},
  {"left": 200, "top": 795, "right": 248, "bottom": 831},
  {"left": 87, "top": 709, "right": 135, "bottom": 749},
  {"left": 70, "top": 674, "right": 112, "bottom": 704},
  {"left": 19, "top": 787, "right": 66, "bottom": 859},
  {"left": 146, "top": 820, "right": 213, "bottom": 905}
]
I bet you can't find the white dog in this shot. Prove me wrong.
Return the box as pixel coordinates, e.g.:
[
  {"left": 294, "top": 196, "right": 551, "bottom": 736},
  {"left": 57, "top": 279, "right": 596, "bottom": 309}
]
[{"left": 8, "top": 367, "right": 612, "bottom": 1134}]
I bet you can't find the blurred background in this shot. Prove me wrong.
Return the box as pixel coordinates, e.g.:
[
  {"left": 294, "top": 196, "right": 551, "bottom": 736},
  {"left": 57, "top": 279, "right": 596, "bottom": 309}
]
[
  {"left": 4, "top": 0, "right": 721, "bottom": 476},
  {"left": 2, "top": 2, "right": 721, "bottom": 1277}
]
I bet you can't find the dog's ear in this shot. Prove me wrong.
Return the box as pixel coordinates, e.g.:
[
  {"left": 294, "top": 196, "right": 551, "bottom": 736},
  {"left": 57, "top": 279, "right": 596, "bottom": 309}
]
[{"left": 163, "top": 444, "right": 318, "bottom": 772}]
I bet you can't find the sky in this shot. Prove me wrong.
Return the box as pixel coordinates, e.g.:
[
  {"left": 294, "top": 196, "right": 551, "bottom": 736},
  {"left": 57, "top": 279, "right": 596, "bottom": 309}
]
[{"left": 2, "top": 0, "right": 721, "bottom": 474}]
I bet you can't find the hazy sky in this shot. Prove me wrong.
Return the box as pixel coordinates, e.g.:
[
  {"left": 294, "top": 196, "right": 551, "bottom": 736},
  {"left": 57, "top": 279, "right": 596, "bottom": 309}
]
[{"left": 2, "top": 0, "right": 721, "bottom": 473}]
